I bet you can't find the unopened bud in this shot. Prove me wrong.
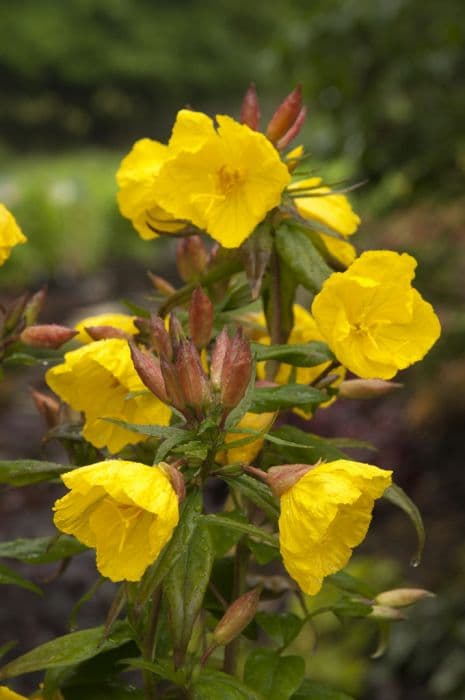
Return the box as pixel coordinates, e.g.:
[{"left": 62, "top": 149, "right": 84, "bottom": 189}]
[
  {"left": 30, "top": 389, "right": 60, "bottom": 428},
  {"left": 176, "top": 236, "right": 208, "bottom": 282},
  {"left": 147, "top": 271, "right": 176, "bottom": 297},
  {"left": 189, "top": 288, "right": 213, "bottom": 350},
  {"left": 23, "top": 287, "right": 47, "bottom": 326},
  {"left": 265, "top": 463, "right": 313, "bottom": 497},
  {"left": 220, "top": 329, "right": 253, "bottom": 409},
  {"left": 266, "top": 85, "right": 303, "bottom": 144},
  {"left": 213, "top": 586, "right": 262, "bottom": 646},
  {"left": 160, "top": 357, "right": 186, "bottom": 411},
  {"left": 84, "top": 325, "right": 130, "bottom": 341},
  {"left": 276, "top": 106, "right": 307, "bottom": 150},
  {"left": 375, "top": 588, "right": 435, "bottom": 609},
  {"left": 339, "top": 379, "right": 403, "bottom": 400},
  {"left": 175, "top": 340, "right": 211, "bottom": 412},
  {"left": 161, "top": 461, "right": 186, "bottom": 503},
  {"left": 4, "top": 293, "right": 28, "bottom": 333},
  {"left": 129, "top": 342, "right": 169, "bottom": 404},
  {"left": 20, "top": 324, "right": 77, "bottom": 349},
  {"left": 369, "top": 605, "right": 406, "bottom": 622},
  {"left": 149, "top": 315, "right": 172, "bottom": 360},
  {"left": 240, "top": 83, "right": 260, "bottom": 130},
  {"left": 169, "top": 313, "right": 185, "bottom": 357},
  {"left": 210, "top": 328, "right": 230, "bottom": 390}
]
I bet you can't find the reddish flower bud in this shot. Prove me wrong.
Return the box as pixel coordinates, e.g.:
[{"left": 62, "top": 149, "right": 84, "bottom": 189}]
[
  {"left": 175, "top": 340, "right": 211, "bottom": 412},
  {"left": 245, "top": 462, "right": 314, "bottom": 497},
  {"left": 339, "top": 379, "right": 403, "bottom": 400},
  {"left": 176, "top": 235, "right": 208, "bottom": 282},
  {"left": 189, "top": 288, "right": 213, "bottom": 350},
  {"left": 266, "top": 85, "right": 303, "bottom": 144},
  {"left": 169, "top": 313, "right": 185, "bottom": 357},
  {"left": 220, "top": 329, "right": 253, "bottom": 409},
  {"left": 30, "top": 388, "right": 61, "bottom": 428},
  {"left": 23, "top": 287, "right": 47, "bottom": 326},
  {"left": 276, "top": 105, "right": 307, "bottom": 150},
  {"left": 147, "top": 271, "right": 176, "bottom": 297},
  {"left": 160, "top": 357, "right": 186, "bottom": 411},
  {"left": 161, "top": 461, "right": 186, "bottom": 503},
  {"left": 84, "top": 325, "right": 131, "bottom": 341},
  {"left": 240, "top": 83, "right": 260, "bottom": 131},
  {"left": 150, "top": 315, "right": 172, "bottom": 360},
  {"left": 129, "top": 342, "right": 170, "bottom": 404},
  {"left": 20, "top": 324, "right": 77, "bottom": 349},
  {"left": 210, "top": 327, "right": 230, "bottom": 390},
  {"left": 213, "top": 586, "right": 262, "bottom": 646},
  {"left": 375, "top": 588, "right": 435, "bottom": 609}
]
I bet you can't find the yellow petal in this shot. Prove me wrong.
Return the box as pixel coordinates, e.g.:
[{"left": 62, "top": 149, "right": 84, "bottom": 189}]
[
  {"left": 0, "top": 204, "right": 27, "bottom": 266},
  {"left": 290, "top": 178, "right": 360, "bottom": 236},
  {"left": 75, "top": 313, "right": 138, "bottom": 343},
  {"left": 0, "top": 687, "right": 28, "bottom": 700}
]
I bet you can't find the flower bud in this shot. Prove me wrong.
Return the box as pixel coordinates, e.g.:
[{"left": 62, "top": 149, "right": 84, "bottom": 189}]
[
  {"left": 169, "top": 313, "right": 185, "bottom": 357},
  {"left": 189, "top": 288, "right": 213, "bottom": 350},
  {"left": 213, "top": 586, "right": 262, "bottom": 646},
  {"left": 220, "top": 329, "right": 253, "bottom": 409},
  {"left": 369, "top": 605, "right": 406, "bottom": 621},
  {"left": 30, "top": 388, "right": 61, "bottom": 428},
  {"left": 240, "top": 83, "right": 260, "bottom": 130},
  {"left": 175, "top": 340, "right": 211, "bottom": 412},
  {"left": 375, "top": 588, "right": 435, "bottom": 609},
  {"left": 210, "top": 328, "right": 230, "bottom": 390},
  {"left": 339, "top": 379, "right": 403, "bottom": 400},
  {"left": 150, "top": 315, "right": 172, "bottom": 360},
  {"left": 176, "top": 235, "right": 208, "bottom": 282},
  {"left": 4, "top": 293, "right": 28, "bottom": 333},
  {"left": 147, "top": 271, "right": 176, "bottom": 297},
  {"left": 129, "top": 341, "right": 170, "bottom": 404},
  {"left": 266, "top": 85, "right": 303, "bottom": 144},
  {"left": 160, "top": 357, "right": 186, "bottom": 411},
  {"left": 265, "top": 463, "right": 314, "bottom": 497},
  {"left": 276, "top": 106, "right": 307, "bottom": 150},
  {"left": 20, "top": 324, "right": 77, "bottom": 349},
  {"left": 23, "top": 287, "right": 47, "bottom": 326},
  {"left": 161, "top": 461, "right": 186, "bottom": 503},
  {"left": 84, "top": 325, "right": 130, "bottom": 341}
]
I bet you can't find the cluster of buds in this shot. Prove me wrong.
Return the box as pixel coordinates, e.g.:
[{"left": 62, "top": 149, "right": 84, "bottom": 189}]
[
  {"left": 240, "top": 84, "right": 307, "bottom": 151},
  {"left": 130, "top": 287, "right": 253, "bottom": 426}
]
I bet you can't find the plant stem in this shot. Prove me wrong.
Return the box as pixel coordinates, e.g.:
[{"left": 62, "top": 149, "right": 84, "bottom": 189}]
[{"left": 223, "top": 539, "right": 250, "bottom": 675}]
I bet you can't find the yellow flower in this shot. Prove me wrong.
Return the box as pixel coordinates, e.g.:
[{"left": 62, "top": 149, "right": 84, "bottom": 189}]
[
  {"left": 217, "top": 411, "right": 276, "bottom": 466},
  {"left": 53, "top": 460, "right": 179, "bottom": 582},
  {"left": 288, "top": 177, "right": 359, "bottom": 266},
  {"left": 46, "top": 339, "right": 171, "bottom": 453},
  {"left": 154, "top": 110, "right": 291, "bottom": 248},
  {"left": 249, "top": 305, "right": 345, "bottom": 414},
  {"left": 75, "top": 312, "right": 138, "bottom": 343},
  {"left": 116, "top": 138, "right": 185, "bottom": 240},
  {"left": 0, "top": 204, "right": 27, "bottom": 266},
  {"left": 312, "top": 251, "right": 441, "bottom": 379},
  {"left": 0, "top": 688, "right": 27, "bottom": 700},
  {"left": 278, "top": 460, "right": 392, "bottom": 595}
]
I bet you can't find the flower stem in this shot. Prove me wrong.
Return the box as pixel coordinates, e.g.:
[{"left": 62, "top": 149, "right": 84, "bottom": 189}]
[{"left": 223, "top": 539, "right": 250, "bottom": 675}]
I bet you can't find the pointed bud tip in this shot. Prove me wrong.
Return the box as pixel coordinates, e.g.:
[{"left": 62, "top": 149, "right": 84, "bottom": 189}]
[{"left": 20, "top": 324, "right": 78, "bottom": 349}]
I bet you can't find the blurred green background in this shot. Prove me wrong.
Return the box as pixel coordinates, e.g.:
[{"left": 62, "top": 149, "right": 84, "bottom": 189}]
[{"left": 1, "top": 1, "right": 465, "bottom": 698}]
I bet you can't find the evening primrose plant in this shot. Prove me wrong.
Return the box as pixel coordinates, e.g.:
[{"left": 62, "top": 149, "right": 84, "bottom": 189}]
[{"left": 0, "top": 86, "right": 440, "bottom": 699}]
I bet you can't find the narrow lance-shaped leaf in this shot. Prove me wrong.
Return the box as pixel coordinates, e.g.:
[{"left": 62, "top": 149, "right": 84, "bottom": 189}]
[
  {"left": 0, "top": 536, "right": 87, "bottom": 564},
  {"left": 252, "top": 341, "right": 334, "bottom": 367},
  {"left": 0, "top": 563, "right": 42, "bottom": 596},
  {"left": 249, "top": 384, "right": 326, "bottom": 413},
  {"left": 383, "top": 483, "right": 425, "bottom": 566},
  {"left": 275, "top": 223, "right": 331, "bottom": 293},
  {"left": 0, "top": 460, "right": 69, "bottom": 487}
]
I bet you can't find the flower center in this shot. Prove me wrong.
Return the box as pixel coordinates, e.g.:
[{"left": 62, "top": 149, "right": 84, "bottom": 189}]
[{"left": 217, "top": 165, "right": 244, "bottom": 195}]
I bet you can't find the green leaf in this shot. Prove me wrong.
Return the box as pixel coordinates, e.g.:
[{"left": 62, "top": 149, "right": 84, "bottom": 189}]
[
  {"left": 275, "top": 224, "right": 331, "bottom": 293},
  {"left": 0, "top": 621, "right": 132, "bottom": 679},
  {"left": 252, "top": 341, "right": 333, "bottom": 367},
  {"left": 0, "top": 535, "right": 87, "bottom": 564},
  {"left": 249, "top": 384, "right": 326, "bottom": 413},
  {"left": 137, "top": 491, "right": 202, "bottom": 605},
  {"left": 64, "top": 684, "right": 145, "bottom": 699},
  {"left": 256, "top": 612, "right": 304, "bottom": 648},
  {"left": 164, "top": 521, "right": 214, "bottom": 664},
  {"left": 0, "top": 641, "right": 17, "bottom": 661},
  {"left": 247, "top": 540, "right": 280, "bottom": 565},
  {"left": 327, "top": 570, "right": 376, "bottom": 599},
  {"left": 224, "top": 474, "right": 279, "bottom": 520},
  {"left": 192, "top": 668, "right": 264, "bottom": 700},
  {"left": 383, "top": 483, "right": 425, "bottom": 566},
  {"left": 325, "top": 437, "right": 377, "bottom": 452},
  {"left": 263, "top": 426, "right": 345, "bottom": 466},
  {"left": 0, "top": 459, "right": 69, "bottom": 486},
  {"left": 202, "top": 514, "right": 278, "bottom": 548},
  {"left": 121, "top": 657, "right": 185, "bottom": 687},
  {"left": 292, "top": 679, "right": 355, "bottom": 699},
  {"left": 244, "top": 649, "right": 305, "bottom": 700},
  {"left": 0, "top": 563, "right": 42, "bottom": 595},
  {"left": 331, "top": 596, "right": 372, "bottom": 618},
  {"left": 207, "top": 510, "right": 247, "bottom": 557},
  {"left": 102, "top": 419, "right": 188, "bottom": 441}
]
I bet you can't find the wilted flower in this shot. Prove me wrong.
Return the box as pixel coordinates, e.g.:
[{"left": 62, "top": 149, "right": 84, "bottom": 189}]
[
  {"left": 53, "top": 460, "right": 179, "bottom": 582},
  {"left": 74, "top": 313, "right": 138, "bottom": 344},
  {"left": 277, "top": 460, "right": 392, "bottom": 595},
  {"left": 312, "top": 251, "right": 441, "bottom": 379},
  {"left": 0, "top": 204, "right": 27, "bottom": 266},
  {"left": 46, "top": 339, "right": 171, "bottom": 453}
]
